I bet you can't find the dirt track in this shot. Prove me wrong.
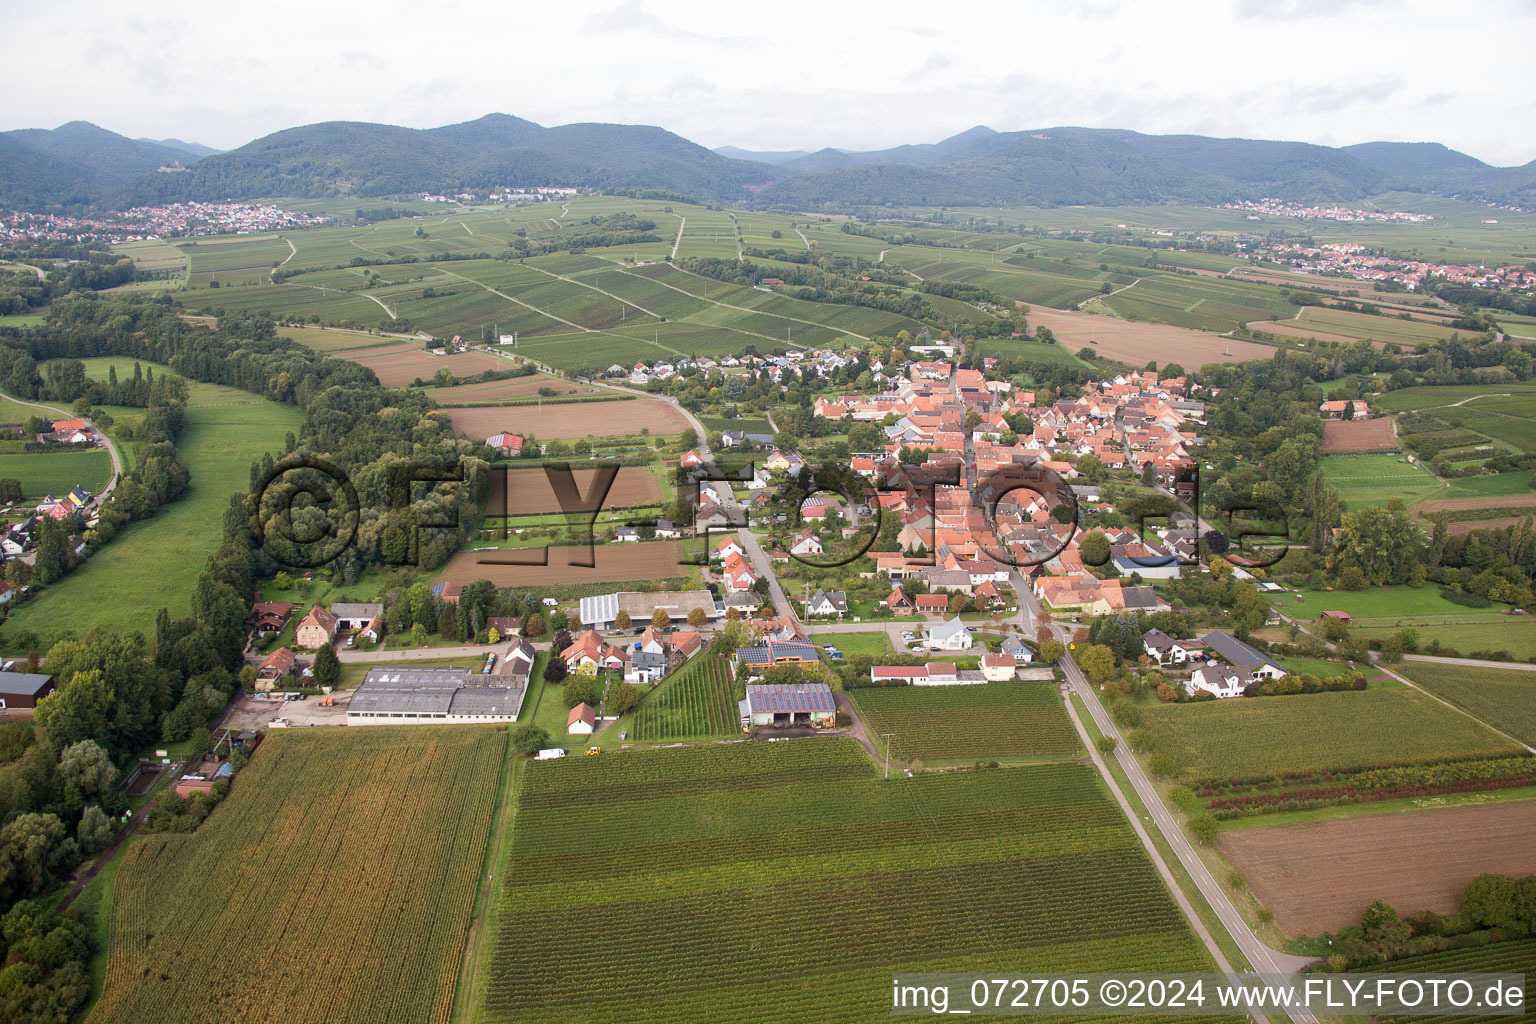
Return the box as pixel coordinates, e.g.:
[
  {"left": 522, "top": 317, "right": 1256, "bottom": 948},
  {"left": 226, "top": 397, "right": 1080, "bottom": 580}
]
[
  {"left": 1218, "top": 800, "right": 1536, "bottom": 936},
  {"left": 1250, "top": 321, "right": 1358, "bottom": 345}
]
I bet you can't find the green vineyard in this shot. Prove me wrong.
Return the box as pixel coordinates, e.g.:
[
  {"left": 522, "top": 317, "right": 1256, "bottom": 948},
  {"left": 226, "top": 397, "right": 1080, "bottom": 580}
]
[
  {"left": 1360, "top": 938, "right": 1535, "bottom": 1024},
  {"left": 483, "top": 741, "right": 1236, "bottom": 1023},
  {"left": 91, "top": 728, "right": 507, "bottom": 1024},
  {"left": 849, "top": 680, "right": 1081, "bottom": 763},
  {"left": 629, "top": 653, "right": 739, "bottom": 741}
]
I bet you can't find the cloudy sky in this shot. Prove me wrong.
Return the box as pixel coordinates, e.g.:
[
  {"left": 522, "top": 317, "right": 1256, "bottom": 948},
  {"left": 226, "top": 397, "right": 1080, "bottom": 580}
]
[{"left": 5, "top": 0, "right": 1533, "bottom": 165}]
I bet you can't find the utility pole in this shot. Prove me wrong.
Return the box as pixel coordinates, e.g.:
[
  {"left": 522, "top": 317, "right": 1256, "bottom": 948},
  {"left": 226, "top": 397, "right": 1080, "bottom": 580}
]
[{"left": 882, "top": 733, "right": 895, "bottom": 779}]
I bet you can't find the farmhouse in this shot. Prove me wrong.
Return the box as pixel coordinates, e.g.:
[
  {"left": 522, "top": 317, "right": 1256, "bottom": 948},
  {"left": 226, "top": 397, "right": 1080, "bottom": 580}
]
[
  {"left": 741, "top": 682, "right": 837, "bottom": 727},
  {"left": 254, "top": 647, "right": 297, "bottom": 691},
  {"left": 330, "top": 603, "right": 383, "bottom": 632},
  {"left": 294, "top": 606, "right": 338, "bottom": 649},
  {"left": 1198, "top": 630, "right": 1287, "bottom": 683},
  {"left": 0, "top": 671, "right": 56, "bottom": 710},
  {"left": 486, "top": 616, "right": 522, "bottom": 637},
  {"left": 486, "top": 432, "right": 526, "bottom": 454},
  {"left": 561, "top": 630, "right": 629, "bottom": 673},
  {"left": 251, "top": 602, "right": 293, "bottom": 637},
  {"left": 579, "top": 591, "right": 722, "bottom": 630},
  {"left": 346, "top": 666, "right": 526, "bottom": 725},
  {"left": 914, "top": 593, "right": 950, "bottom": 615},
  {"left": 1319, "top": 400, "right": 1370, "bottom": 419}
]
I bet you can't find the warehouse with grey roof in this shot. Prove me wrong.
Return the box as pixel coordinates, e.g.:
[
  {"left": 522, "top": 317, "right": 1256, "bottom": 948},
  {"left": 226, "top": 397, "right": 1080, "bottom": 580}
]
[{"left": 346, "top": 666, "right": 526, "bottom": 725}]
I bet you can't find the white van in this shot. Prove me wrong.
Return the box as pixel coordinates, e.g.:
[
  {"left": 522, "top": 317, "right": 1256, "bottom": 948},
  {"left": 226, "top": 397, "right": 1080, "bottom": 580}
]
[{"left": 535, "top": 748, "right": 567, "bottom": 760}]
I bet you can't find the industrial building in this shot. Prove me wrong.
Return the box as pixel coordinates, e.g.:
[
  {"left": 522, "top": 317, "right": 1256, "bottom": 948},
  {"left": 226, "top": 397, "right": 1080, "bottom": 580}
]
[
  {"left": 346, "top": 667, "right": 526, "bottom": 725},
  {"left": 580, "top": 590, "right": 722, "bottom": 630}
]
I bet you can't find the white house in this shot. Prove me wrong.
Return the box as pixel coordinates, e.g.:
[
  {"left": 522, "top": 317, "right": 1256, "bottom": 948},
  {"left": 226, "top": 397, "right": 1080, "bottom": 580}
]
[
  {"left": 980, "top": 653, "right": 1016, "bottom": 681},
  {"left": 614, "top": 526, "right": 639, "bottom": 542},
  {"left": 805, "top": 589, "right": 848, "bottom": 617},
  {"left": 998, "top": 636, "right": 1035, "bottom": 664},
  {"left": 1142, "top": 629, "right": 1189, "bottom": 665},
  {"left": 624, "top": 650, "right": 668, "bottom": 684},
  {"left": 789, "top": 530, "right": 823, "bottom": 556},
  {"left": 1187, "top": 667, "right": 1245, "bottom": 699},
  {"left": 925, "top": 617, "right": 974, "bottom": 651}
]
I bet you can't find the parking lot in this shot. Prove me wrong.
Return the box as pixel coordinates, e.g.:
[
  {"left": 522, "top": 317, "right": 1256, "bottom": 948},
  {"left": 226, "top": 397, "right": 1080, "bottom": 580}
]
[{"left": 223, "top": 692, "right": 352, "bottom": 731}]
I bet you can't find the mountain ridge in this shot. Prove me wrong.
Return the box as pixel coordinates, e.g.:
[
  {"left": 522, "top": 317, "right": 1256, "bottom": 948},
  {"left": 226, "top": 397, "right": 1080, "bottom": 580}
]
[{"left": 2, "top": 115, "right": 1532, "bottom": 212}]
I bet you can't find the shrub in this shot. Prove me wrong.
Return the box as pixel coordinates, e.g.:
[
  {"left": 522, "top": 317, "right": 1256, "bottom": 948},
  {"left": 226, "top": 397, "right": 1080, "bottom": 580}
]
[
  {"left": 1147, "top": 753, "right": 1178, "bottom": 778},
  {"left": 1187, "top": 814, "right": 1218, "bottom": 845}
]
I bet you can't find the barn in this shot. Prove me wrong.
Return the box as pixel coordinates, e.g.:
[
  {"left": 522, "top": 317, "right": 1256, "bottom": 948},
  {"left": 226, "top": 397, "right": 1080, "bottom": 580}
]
[
  {"left": 741, "top": 682, "right": 837, "bottom": 728},
  {"left": 0, "top": 671, "right": 56, "bottom": 710}
]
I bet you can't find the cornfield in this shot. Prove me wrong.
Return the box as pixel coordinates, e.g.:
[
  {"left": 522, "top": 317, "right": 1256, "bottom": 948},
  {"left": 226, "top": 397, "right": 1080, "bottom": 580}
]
[{"left": 90, "top": 727, "right": 507, "bottom": 1024}]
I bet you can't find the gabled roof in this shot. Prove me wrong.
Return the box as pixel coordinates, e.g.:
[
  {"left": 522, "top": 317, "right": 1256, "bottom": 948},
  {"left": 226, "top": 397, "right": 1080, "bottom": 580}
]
[
  {"left": 1200, "top": 630, "right": 1281, "bottom": 674},
  {"left": 746, "top": 682, "right": 836, "bottom": 714}
]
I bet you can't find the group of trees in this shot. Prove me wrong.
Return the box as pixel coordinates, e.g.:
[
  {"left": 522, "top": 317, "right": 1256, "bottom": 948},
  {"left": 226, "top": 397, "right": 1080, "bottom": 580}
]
[{"left": 1330, "top": 873, "right": 1536, "bottom": 971}]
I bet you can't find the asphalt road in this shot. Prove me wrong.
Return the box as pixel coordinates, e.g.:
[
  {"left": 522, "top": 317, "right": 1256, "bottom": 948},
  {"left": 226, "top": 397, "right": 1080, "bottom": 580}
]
[
  {"left": 0, "top": 390, "right": 126, "bottom": 501},
  {"left": 1060, "top": 636, "right": 1319, "bottom": 1020}
]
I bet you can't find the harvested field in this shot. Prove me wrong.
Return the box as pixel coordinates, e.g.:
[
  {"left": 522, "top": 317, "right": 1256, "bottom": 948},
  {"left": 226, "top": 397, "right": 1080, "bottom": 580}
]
[
  {"left": 341, "top": 344, "right": 505, "bottom": 386},
  {"left": 1416, "top": 494, "right": 1536, "bottom": 515},
  {"left": 436, "top": 541, "right": 687, "bottom": 586},
  {"left": 489, "top": 466, "right": 663, "bottom": 515},
  {"left": 447, "top": 398, "right": 690, "bottom": 441},
  {"left": 425, "top": 375, "right": 597, "bottom": 404},
  {"left": 1322, "top": 417, "right": 1398, "bottom": 452},
  {"left": 1025, "top": 306, "right": 1274, "bottom": 367},
  {"left": 1248, "top": 320, "right": 1358, "bottom": 345},
  {"left": 1218, "top": 801, "right": 1536, "bottom": 936},
  {"left": 1449, "top": 516, "right": 1526, "bottom": 534}
]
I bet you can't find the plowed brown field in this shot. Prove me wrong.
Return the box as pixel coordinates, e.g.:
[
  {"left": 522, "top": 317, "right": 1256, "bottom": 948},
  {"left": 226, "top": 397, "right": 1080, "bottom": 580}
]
[
  {"left": 488, "top": 466, "right": 663, "bottom": 515},
  {"left": 1025, "top": 307, "right": 1275, "bottom": 367},
  {"left": 342, "top": 344, "right": 505, "bottom": 386},
  {"left": 1218, "top": 801, "right": 1536, "bottom": 936},
  {"left": 436, "top": 541, "right": 688, "bottom": 586},
  {"left": 1322, "top": 417, "right": 1398, "bottom": 452},
  {"left": 447, "top": 399, "right": 690, "bottom": 441}
]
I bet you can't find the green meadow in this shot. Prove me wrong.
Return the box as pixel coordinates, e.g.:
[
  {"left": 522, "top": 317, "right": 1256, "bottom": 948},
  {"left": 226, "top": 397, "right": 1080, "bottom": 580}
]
[{"left": 1, "top": 363, "right": 302, "bottom": 644}]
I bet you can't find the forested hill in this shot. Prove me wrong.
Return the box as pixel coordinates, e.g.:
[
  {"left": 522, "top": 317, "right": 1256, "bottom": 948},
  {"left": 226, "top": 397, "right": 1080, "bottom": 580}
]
[
  {"left": 114, "top": 114, "right": 773, "bottom": 206},
  {"left": 4, "top": 114, "right": 1534, "bottom": 211},
  {"left": 0, "top": 122, "right": 193, "bottom": 209}
]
